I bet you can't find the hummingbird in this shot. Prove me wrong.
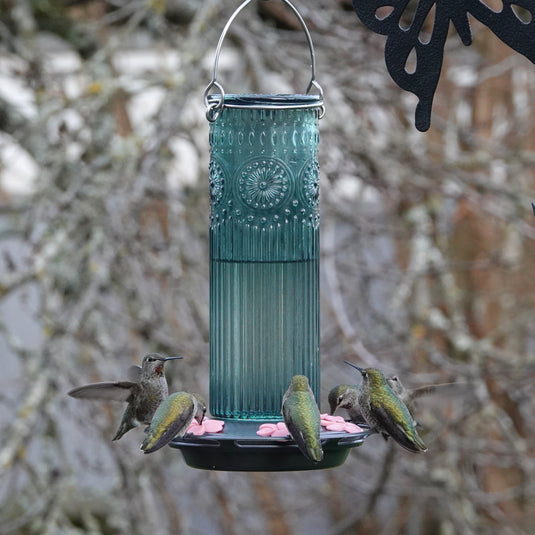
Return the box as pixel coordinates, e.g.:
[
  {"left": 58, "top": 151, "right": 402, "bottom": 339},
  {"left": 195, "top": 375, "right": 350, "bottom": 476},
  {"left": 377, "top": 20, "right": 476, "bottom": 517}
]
[
  {"left": 68, "top": 353, "right": 183, "bottom": 441},
  {"left": 344, "top": 361, "right": 427, "bottom": 453},
  {"left": 281, "top": 375, "right": 324, "bottom": 463},
  {"left": 387, "top": 375, "right": 459, "bottom": 425},
  {"left": 328, "top": 384, "right": 365, "bottom": 424},
  {"left": 141, "top": 392, "right": 206, "bottom": 454}
]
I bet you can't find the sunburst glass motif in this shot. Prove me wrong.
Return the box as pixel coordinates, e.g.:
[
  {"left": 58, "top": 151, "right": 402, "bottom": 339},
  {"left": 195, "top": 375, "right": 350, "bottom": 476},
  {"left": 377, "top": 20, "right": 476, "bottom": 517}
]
[{"left": 238, "top": 160, "right": 290, "bottom": 210}]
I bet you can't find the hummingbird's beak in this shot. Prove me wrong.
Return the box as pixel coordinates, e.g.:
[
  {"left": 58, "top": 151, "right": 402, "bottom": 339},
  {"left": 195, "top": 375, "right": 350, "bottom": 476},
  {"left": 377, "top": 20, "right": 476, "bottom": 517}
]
[
  {"left": 344, "top": 360, "right": 364, "bottom": 375},
  {"left": 162, "top": 356, "right": 183, "bottom": 362}
]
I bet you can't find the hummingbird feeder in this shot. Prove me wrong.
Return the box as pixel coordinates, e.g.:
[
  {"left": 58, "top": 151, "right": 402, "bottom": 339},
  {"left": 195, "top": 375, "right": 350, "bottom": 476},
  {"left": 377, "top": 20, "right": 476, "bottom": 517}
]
[{"left": 171, "top": 0, "right": 369, "bottom": 471}]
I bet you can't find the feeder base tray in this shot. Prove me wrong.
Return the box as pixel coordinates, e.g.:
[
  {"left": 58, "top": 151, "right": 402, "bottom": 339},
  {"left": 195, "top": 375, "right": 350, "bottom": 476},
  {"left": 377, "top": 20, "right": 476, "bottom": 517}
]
[{"left": 170, "top": 420, "right": 371, "bottom": 471}]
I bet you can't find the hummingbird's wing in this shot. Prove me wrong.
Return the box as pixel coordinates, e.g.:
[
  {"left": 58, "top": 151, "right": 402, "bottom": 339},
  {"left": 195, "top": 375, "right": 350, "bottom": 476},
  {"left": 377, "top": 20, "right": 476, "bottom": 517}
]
[
  {"left": 284, "top": 412, "right": 311, "bottom": 458},
  {"left": 409, "top": 382, "right": 461, "bottom": 401},
  {"left": 282, "top": 394, "right": 323, "bottom": 463},
  {"left": 370, "top": 397, "right": 427, "bottom": 453},
  {"left": 68, "top": 381, "right": 141, "bottom": 402},
  {"left": 141, "top": 392, "right": 196, "bottom": 454}
]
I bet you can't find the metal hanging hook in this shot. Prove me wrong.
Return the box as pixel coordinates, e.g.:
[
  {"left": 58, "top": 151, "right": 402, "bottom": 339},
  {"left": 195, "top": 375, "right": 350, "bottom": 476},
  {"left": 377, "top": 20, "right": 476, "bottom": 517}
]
[{"left": 204, "top": 0, "right": 324, "bottom": 122}]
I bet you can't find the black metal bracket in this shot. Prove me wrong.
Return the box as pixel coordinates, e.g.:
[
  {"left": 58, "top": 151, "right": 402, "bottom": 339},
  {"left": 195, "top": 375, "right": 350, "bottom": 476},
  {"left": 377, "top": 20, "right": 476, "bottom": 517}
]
[{"left": 352, "top": 0, "right": 535, "bottom": 131}]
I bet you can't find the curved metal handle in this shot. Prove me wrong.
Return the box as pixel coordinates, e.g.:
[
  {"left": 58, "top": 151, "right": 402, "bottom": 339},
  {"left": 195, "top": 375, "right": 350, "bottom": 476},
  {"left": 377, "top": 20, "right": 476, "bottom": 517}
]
[{"left": 204, "top": 0, "right": 323, "bottom": 121}]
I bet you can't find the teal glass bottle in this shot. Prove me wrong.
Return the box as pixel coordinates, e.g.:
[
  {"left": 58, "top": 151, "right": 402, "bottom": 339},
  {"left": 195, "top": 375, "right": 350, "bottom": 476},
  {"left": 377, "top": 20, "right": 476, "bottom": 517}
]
[{"left": 208, "top": 94, "right": 322, "bottom": 420}]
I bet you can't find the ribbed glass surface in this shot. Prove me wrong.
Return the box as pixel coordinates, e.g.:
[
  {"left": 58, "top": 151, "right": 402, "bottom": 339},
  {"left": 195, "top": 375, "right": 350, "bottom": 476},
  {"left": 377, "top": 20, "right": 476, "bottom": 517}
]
[{"left": 209, "top": 95, "right": 321, "bottom": 419}]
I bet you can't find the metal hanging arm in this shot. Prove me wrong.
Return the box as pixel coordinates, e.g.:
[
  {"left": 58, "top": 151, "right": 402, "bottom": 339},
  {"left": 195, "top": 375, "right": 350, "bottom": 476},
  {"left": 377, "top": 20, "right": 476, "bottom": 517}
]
[{"left": 204, "top": 0, "right": 324, "bottom": 121}]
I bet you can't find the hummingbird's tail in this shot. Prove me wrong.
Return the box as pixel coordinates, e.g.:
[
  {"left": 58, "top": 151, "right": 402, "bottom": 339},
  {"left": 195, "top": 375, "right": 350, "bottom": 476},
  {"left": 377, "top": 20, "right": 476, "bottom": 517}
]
[
  {"left": 112, "top": 405, "right": 138, "bottom": 441},
  {"left": 391, "top": 428, "right": 427, "bottom": 453}
]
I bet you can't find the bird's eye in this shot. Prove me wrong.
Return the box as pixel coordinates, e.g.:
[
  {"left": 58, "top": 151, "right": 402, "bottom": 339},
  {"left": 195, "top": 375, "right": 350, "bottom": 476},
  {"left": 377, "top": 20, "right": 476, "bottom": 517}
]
[
  {"left": 338, "top": 395, "right": 344, "bottom": 403},
  {"left": 362, "top": 370, "right": 367, "bottom": 378},
  {"left": 391, "top": 376, "right": 398, "bottom": 382},
  {"left": 147, "top": 357, "right": 155, "bottom": 362}
]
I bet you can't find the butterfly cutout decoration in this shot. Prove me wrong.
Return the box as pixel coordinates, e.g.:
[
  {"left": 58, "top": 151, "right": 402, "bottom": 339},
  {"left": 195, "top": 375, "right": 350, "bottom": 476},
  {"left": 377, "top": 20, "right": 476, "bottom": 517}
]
[{"left": 352, "top": 0, "right": 535, "bottom": 131}]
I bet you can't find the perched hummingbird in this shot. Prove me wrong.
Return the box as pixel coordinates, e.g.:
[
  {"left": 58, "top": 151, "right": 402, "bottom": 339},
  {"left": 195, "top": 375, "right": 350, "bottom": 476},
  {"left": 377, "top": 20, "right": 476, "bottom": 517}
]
[
  {"left": 344, "top": 361, "right": 427, "bottom": 453},
  {"left": 141, "top": 392, "right": 206, "bottom": 454},
  {"left": 282, "top": 375, "right": 324, "bottom": 463},
  {"left": 68, "top": 353, "right": 182, "bottom": 441},
  {"left": 328, "top": 384, "right": 365, "bottom": 424}
]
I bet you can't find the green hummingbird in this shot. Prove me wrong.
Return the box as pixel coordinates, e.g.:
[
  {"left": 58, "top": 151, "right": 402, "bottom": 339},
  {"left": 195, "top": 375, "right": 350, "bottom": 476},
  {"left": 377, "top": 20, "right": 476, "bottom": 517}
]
[
  {"left": 328, "top": 384, "right": 365, "bottom": 424},
  {"left": 141, "top": 392, "right": 206, "bottom": 454},
  {"left": 344, "top": 361, "right": 427, "bottom": 453},
  {"left": 329, "top": 378, "right": 424, "bottom": 424},
  {"left": 282, "top": 375, "right": 324, "bottom": 463},
  {"left": 68, "top": 353, "right": 183, "bottom": 441}
]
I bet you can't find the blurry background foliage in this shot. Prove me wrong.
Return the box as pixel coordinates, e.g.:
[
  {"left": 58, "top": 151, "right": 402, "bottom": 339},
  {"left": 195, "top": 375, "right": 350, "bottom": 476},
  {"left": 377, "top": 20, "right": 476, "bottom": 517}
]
[{"left": 1, "top": 0, "right": 535, "bottom": 534}]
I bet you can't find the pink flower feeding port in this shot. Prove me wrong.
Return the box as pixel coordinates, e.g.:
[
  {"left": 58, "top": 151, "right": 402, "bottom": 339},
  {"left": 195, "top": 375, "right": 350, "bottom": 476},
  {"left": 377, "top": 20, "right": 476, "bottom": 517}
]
[
  {"left": 170, "top": 0, "right": 371, "bottom": 471},
  {"left": 186, "top": 419, "right": 225, "bottom": 436},
  {"left": 257, "top": 415, "right": 363, "bottom": 437}
]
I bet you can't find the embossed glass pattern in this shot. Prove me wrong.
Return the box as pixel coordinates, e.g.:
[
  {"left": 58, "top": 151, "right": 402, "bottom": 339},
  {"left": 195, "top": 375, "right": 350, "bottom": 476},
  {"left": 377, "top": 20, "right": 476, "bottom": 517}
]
[{"left": 209, "top": 95, "right": 321, "bottom": 419}]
